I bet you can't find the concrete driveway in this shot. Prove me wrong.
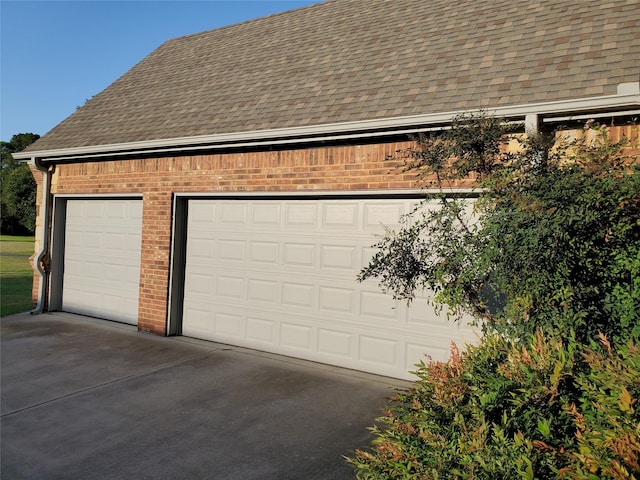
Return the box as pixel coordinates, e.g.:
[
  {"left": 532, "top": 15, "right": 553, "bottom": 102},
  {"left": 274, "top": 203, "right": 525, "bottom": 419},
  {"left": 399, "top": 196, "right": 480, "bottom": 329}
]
[{"left": 1, "top": 312, "right": 407, "bottom": 480}]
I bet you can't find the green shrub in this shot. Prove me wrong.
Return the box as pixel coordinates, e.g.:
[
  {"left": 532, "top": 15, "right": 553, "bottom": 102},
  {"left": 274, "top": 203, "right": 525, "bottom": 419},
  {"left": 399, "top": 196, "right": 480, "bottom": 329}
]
[
  {"left": 358, "top": 119, "right": 640, "bottom": 345},
  {"left": 348, "top": 331, "right": 640, "bottom": 479},
  {"left": 351, "top": 118, "right": 640, "bottom": 478},
  {"left": 560, "top": 335, "right": 640, "bottom": 479}
]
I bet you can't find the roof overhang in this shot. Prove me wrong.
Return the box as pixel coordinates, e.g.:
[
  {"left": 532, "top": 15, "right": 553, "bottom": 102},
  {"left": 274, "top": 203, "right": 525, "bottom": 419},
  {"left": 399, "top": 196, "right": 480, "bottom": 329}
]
[{"left": 15, "top": 83, "right": 640, "bottom": 163}]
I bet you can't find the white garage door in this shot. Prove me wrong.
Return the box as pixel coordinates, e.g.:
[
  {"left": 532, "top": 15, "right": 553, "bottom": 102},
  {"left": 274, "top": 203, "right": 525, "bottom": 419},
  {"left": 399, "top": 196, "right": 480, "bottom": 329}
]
[
  {"left": 62, "top": 199, "right": 142, "bottom": 325},
  {"left": 182, "top": 198, "right": 475, "bottom": 379}
]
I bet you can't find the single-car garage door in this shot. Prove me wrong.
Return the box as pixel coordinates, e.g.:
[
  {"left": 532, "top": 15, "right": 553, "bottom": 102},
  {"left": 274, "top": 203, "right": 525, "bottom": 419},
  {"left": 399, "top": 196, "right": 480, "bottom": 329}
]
[
  {"left": 61, "top": 199, "right": 142, "bottom": 325},
  {"left": 182, "top": 197, "right": 475, "bottom": 379}
]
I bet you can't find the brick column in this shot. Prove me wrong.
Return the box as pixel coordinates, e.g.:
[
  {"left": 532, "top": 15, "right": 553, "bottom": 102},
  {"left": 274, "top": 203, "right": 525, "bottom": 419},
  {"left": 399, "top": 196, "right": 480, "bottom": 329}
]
[{"left": 137, "top": 191, "right": 173, "bottom": 334}]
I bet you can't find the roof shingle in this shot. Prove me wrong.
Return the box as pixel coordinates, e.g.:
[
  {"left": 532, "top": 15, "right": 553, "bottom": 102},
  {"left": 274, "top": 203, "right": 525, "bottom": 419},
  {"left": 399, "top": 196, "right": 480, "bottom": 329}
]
[{"left": 26, "top": 0, "right": 640, "bottom": 152}]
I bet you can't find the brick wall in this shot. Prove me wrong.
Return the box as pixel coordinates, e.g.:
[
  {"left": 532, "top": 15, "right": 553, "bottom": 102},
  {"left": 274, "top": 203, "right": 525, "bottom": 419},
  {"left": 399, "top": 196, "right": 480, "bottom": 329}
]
[
  {"left": 47, "top": 140, "right": 436, "bottom": 334},
  {"left": 30, "top": 125, "right": 639, "bottom": 335},
  {"left": 52, "top": 141, "right": 428, "bottom": 194}
]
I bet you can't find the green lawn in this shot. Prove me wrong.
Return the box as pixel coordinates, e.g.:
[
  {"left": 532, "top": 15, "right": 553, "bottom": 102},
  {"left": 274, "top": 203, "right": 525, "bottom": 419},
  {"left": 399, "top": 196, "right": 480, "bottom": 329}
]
[{"left": 0, "top": 235, "right": 35, "bottom": 316}]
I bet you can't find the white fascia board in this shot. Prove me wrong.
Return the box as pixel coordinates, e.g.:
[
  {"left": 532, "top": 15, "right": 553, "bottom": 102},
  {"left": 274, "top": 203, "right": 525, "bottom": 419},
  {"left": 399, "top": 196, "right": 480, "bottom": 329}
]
[
  {"left": 174, "top": 188, "right": 479, "bottom": 198},
  {"left": 14, "top": 89, "right": 640, "bottom": 162},
  {"left": 543, "top": 109, "right": 640, "bottom": 123}
]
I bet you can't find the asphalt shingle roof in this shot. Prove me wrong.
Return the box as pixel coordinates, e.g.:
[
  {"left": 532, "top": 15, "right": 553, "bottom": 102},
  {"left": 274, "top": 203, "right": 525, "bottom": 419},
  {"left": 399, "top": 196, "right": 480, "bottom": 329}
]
[{"left": 26, "top": 0, "right": 640, "bottom": 152}]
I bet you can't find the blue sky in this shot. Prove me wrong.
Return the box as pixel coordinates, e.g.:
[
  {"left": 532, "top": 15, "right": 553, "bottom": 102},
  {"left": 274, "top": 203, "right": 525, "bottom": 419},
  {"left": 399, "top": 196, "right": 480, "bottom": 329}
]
[{"left": 0, "top": 0, "right": 318, "bottom": 142}]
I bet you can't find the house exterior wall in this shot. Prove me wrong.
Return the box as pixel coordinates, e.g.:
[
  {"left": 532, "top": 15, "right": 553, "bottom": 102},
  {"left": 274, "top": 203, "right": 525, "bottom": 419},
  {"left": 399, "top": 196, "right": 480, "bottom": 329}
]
[
  {"left": 40, "top": 140, "right": 455, "bottom": 334},
  {"left": 30, "top": 125, "right": 640, "bottom": 335}
]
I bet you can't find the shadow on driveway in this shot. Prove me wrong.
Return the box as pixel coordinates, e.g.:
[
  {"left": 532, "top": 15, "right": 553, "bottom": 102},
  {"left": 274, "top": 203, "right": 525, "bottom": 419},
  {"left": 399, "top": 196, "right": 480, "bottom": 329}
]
[{"left": 1, "top": 312, "right": 408, "bottom": 480}]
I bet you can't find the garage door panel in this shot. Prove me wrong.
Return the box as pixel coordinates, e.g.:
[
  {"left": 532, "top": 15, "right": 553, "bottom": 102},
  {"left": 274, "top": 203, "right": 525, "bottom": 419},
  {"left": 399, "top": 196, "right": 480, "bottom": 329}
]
[
  {"left": 85, "top": 202, "right": 105, "bottom": 218},
  {"left": 285, "top": 203, "right": 318, "bottom": 227},
  {"left": 250, "top": 241, "right": 280, "bottom": 264},
  {"left": 246, "top": 316, "right": 277, "bottom": 344},
  {"left": 282, "top": 282, "right": 315, "bottom": 309},
  {"left": 320, "top": 244, "right": 359, "bottom": 270},
  {"left": 219, "top": 203, "right": 247, "bottom": 224},
  {"left": 359, "top": 335, "right": 397, "bottom": 365},
  {"left": 184, "top": 305, "right": 245, "bottom": 340},
  {"left": 247, "top": 278, "right": 279, "bottom": 303},
  {"left": 185, "top": 260, "right": 467, "bottom": 334},
  {"left": 321, "top": 202, "right": 359, "bottom": 229},
  {"left": 182, "top": 307, "right": 214, "bottom": 337},
  {"left": 184, "top": 295, "right": 470, "bottom": 377},
  {"left": 217, "top": 239, "right": 246, "bottom": 263},
  {"left": 363, "top": 202, "right": 408, "bottom": 229},
  {"left": 317, "top": 328, "right": 353, "bottom": 357},
  {"left": 67, "top": 249, "right": 140, "bottom": 264},
  {"left": 66, "top": 201, "right": 84, "bottom": 217},
  {"left": 280, "top": 322, "right": 313, "bottom": 350},
  {"left": 190, "top": 201, "right": 216, "bottom": 223},
  {"left": 62, "top": 199, "right": 142, "bottom": 325},
  {"left": 65, "top": 256, "right": 139, "bottom": 283},
  {"left": 317, "top": 286, "right": 355, "bottom": 314},
  {"left": 283, "top": 242, "right": 316, "bottom": 267},
  {"left": 63, "top": 287, "right": 137, "bottom": 324},
  {"left": 103, "top": 233, "right": 125, "bottom": 250},
  {"left": 184, "top": 272, "right": 214, "bottom": 296},
  {"left": 216, "top": 275, "right": 244, "bottom": 299},
  {"left": 359, "top": 290, "right": 401, "bottom": 320},
  {"left": 252, "top": 203, "right": 281, "bottom": 225},
  {"left": 215, "top": 312, "right": 244, "bottom": 337},
  {"left": 191, "top": 232, "right": 372, "bottom": 272},
  {"left": 187, "top": 238, "right": 214, "bottom": 260},
  {"left": 182, "top": 198, "right": 476, "bottom": 379}
]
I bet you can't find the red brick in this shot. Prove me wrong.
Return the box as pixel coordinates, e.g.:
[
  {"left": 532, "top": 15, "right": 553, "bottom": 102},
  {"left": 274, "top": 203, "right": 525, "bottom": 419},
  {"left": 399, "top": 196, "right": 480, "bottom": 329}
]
[{"left": 34, "top": 127, "right": 640, "bottom": 334}]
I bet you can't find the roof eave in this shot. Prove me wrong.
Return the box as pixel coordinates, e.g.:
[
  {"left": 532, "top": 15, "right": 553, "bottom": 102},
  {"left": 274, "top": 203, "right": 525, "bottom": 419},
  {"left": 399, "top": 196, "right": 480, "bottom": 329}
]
[{"left": 15, "top": 87, "right": 640, "bottom": 162}]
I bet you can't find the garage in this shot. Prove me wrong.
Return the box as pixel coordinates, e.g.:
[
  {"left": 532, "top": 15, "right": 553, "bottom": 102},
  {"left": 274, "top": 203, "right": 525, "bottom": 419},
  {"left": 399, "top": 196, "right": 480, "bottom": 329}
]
[
  {"left": 59, "top": 199, "right": 143, "bottom": 325},
  {"left": 181, "top": 197, "right": 475, "bottom": 379}
]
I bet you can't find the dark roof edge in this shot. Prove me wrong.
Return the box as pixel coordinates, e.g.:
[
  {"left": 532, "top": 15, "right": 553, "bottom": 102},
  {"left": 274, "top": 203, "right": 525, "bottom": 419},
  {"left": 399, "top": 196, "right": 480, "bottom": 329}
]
[{"left": 15, "top": 85, "right": 640, "bottom": 163}]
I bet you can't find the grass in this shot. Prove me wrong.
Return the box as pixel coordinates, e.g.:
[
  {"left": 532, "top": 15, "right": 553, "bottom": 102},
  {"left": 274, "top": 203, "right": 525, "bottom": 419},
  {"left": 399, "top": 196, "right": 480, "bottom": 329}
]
[{"left": 0, "top": 235, "right": 35, "bottom": 316}]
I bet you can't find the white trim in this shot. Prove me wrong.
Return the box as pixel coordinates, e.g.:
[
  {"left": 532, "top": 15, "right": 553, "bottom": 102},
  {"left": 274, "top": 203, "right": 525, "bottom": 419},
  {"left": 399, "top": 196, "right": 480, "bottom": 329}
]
[
  {"left": 525, "top": 114, "right": 539, "bottom": 135},
  {"left": 171, "top": 188, "right": 474, "bottom": 198},
  {"left": 16, "top": 127, "right": 437, "bottom": 163},
  {"left": 542, "top": 109, "right": 640, "bottom": 123},
  {"left": 52, "top": 193, "right": 144, "bottom": 199},
  {"left": 618, "top": 82, "right": 640, "bottom": 95},
  {"left": 14, "top": 88, "right": 640, "bottom": 161}
]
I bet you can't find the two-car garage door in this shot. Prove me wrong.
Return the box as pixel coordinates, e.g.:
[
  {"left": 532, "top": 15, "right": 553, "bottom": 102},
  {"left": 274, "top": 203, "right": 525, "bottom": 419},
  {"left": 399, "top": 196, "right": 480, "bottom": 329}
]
[{"left": 182, "top": 198, "right": 475, "bottom": 379}]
